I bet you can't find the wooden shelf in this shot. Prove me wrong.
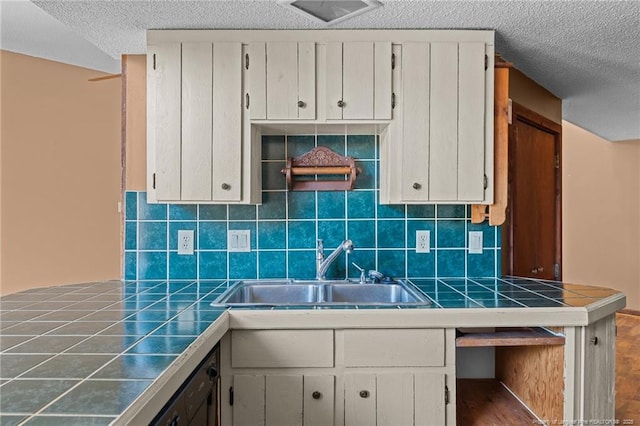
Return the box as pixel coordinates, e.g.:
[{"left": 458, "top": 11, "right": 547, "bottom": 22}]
[
  {"left": 457, "top": 379, "right": 538, "bottom": 425},
  {"left": 456, "top": 327, "right": 565, "bottom": 347}
]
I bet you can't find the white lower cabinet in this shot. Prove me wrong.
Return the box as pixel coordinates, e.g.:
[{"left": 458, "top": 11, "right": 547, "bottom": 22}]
[
  {"left": 232, "top": 374, "right": 335, "bottom": 426},
  {"left": 221, "top": 328, "right": 455, "bottom": 426},
  {"left": 345, "top": 372, "right": 447, "bottom": 426}
]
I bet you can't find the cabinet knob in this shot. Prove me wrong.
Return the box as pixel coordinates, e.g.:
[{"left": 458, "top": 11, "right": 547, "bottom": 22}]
[
  {"left": 298, "top": 100, "right": 306, "bottom": 108},
  {"left": 221, "top": 183, "right": 231, "bottom": 191},
  {"left": 337, "top": 100, "right": 345, "bottom": 108},
  {"left": 591, "top": 336, "right": 599, "bottom": 345},
  {"left": 359, "top": 390, "right": 370, "bottom": 398},
  {"left": 312, "top": 391, "right": 322, "bottom": 400},
  {"left": 412, "top": 182, "right": 421, "bottom": 190}
]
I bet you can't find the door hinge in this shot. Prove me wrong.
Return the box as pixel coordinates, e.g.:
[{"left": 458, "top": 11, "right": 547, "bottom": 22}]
[
  {"left": 391, "top": 53, "right": 396, "bottom": 70},
  {"left": 245, "top": 93, "right": 250, "bottom": 109},
  {"left": 245, "top": 53, "right": 249, "bottom": 70},
  {"left": 483, "top": 174, "right": 488, "bottom": 190},
  {"left": 152, "top": 173, "right": 156, "bottom": 190},
  {"left": 484, "top": 54, "right": 488, "bottom": 70},
  {"left": 445, "top": 385, "right": 450, "bottom": 404},
  {"left": 555, "top": 153, "right": 560, "bottom": 169},
  {"left": 554, "top": 263, "right": 560, "bottom": 279},
  {"left": 152, "top": 53, "right": 156, "bottom": 70},
  {"left": 229, "top": 386, "right": 234, "bottom": 406},
  {"left": 508, "top": 98, "right": 513, "bottom": 124},
  {"left": 392, "top": 92, "right": 396, "bottom": 109}
]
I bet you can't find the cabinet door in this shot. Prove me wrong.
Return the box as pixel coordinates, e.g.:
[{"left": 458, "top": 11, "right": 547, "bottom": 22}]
[
  {"left": 211, "top": 42, "right": 243, "bottom": 202},
  {"left": 326, "top": 42, "right": 391, "bottom": 120},
  {"left": 148, "top": 42, "right": 246, "bottom": 203},
  {"left": 265, "top": 375, "right": 303, "bottom": 426},
  {"left": 344, "top": 373, "right": 376, "bottom": 426},
  {"left": 148, "top": 43, "right": 181, "bottom": 201},
  {"left": 232, "top": 374, "right": 333, "bottom": 426},
  {"left": 382, "top": 40, "right": 491, "bottom": 204},
  {"left": 303, "top": 375, "right": 335, "bottom": 426},
  {"left": 345, "top": 372, "right": 448, "bottom": 426},
  {"left": 233, "top": 375, "right": 265, "bottom": 426},
  {"left": 251, "top": 42, "right": 316, "bottom": 120},
  {"left": 377, "top": 373, "right": 414, "bottom": 426},
  {"left": 414, "top": 373, "right": 446, "bottom": 425}
]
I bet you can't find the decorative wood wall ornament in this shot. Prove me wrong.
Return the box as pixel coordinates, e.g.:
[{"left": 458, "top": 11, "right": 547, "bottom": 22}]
[
  {"left": 472, "top": 55, "right": 512, "bottom": 224},
  {"left": 281, "top": 146, "right": 361, "bottom": 191}
]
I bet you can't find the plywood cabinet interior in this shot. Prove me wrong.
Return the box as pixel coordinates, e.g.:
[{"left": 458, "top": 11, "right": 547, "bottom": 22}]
[
  {"left": 249, "top": 42, "right": 316, "bottom": 120},
  {"left": 325, "top": 42, "right": 393, "bottom": 120},
  {"left": 147, "top": 41, "right": 261, "bottom": 204},
  {"left": 380, "top": 40, "right": 494, "bottom": 204}
]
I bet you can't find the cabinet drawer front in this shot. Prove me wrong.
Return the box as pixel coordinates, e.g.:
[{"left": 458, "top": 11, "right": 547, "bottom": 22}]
[
  {"left": 344, "top": 329, "right": 445, "bottom": 367},
  {"left": 232, "top": 330, "right": 334, "bottom": 368}
]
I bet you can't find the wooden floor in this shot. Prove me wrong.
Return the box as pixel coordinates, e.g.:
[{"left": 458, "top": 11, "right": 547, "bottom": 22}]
[
  {"left": 457, "top": 313, "right": 640, "bottom": 425},
  {"left": 616, "top": 312, "right": 640, "bottom": 424}
]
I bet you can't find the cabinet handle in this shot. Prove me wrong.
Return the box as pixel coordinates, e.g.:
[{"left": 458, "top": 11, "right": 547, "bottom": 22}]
[
  {"left": 531, "top": 267, "right": 544, "bottom": 274},
  {"left": 337, "top": 100, "right": 345, "bottom": 108},
  {"left": 221, "top": 183, "right": 231, "bottom": 191},
  {"left": 298, "top": 100, "right": 306, "bottom": 108},
  {"left": 359, "top": 390, "right": 370, "bottom": 398},
  {"left": 412, "top": 182, "right": 421, "bottom": 190},
  {"left": 312, "top": 391, "right": 322, "bottom": 400}
]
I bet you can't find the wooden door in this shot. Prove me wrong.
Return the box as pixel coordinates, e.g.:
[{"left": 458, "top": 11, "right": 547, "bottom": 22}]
[{"left": 504, "top": 103, "right": 562, "bottom": 279}]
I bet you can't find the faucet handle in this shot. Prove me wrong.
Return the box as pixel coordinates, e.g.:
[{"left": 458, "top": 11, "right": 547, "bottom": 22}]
[{"left": 352, "top": 262, "right": 366, "bottom": 284}]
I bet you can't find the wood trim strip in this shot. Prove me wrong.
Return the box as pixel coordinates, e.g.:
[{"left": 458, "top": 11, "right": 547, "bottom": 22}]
[
  {"left": 456, "top": 327, "right": 565, "bottom": 347},
  {"left": 620, "top": 308, "right": 640, "bottom": 316}
]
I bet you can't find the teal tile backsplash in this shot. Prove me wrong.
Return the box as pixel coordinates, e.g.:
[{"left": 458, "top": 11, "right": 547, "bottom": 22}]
[{"left": 125, "top": 135, "right": 501, "bottom": 281}]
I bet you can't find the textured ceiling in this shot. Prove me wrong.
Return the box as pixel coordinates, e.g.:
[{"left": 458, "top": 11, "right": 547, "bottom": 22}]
[{"left": 13, "top": 1, "right": 640, "bottom": 140}]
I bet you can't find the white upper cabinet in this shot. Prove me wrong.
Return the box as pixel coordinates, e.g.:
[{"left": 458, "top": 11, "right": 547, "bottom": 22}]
[
  {"left": 380, "top": 39, "right": 494, "bottom": 205},
  {"left": 249, "top": 42, "right": 316, "bottom": 120},
  {"left": 326, "top": 42, "right": 393, "bottom": 120},
  {"left": 146, "top": 30, "right": 493, "bottom": 206},
  {"left": 147, "top": 41, "right": 261, "bottom": 204}
]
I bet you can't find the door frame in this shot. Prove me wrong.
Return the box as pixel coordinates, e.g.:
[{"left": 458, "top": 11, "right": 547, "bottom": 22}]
[{"left": 502, "top": 102, "right": 563, "bottom": 279}]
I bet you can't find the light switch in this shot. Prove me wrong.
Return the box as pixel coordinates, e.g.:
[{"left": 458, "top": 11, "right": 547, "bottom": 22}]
[
  {"left": 468, "top": 231, "right": 483, "bottom": 254},
  {"left": 228, "top": 230, "right": 251, "bottom": 252}
]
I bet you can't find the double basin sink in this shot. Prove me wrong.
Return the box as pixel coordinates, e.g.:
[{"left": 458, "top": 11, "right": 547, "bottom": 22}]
[{"left": 212, "top": 279, "right": 430, "bottom": 306}]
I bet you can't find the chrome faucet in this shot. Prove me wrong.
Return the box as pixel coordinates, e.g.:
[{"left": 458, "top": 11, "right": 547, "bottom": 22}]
[{"left": 316, "top": 239, "right": 354, "bottom": 280}]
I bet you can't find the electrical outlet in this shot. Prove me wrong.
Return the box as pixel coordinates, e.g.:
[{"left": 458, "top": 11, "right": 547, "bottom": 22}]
[
  {"left": 228, "top": 230, "right": 251, "bottom": 253},
  {"left": 178, "top": 230, "right": 194, "bottom": 255},
  {"left": 469, "top": 231, "right": 483, "bottom": 254},
  {"left": 416, "top": 230, "right": 430, "bottom": 253}
]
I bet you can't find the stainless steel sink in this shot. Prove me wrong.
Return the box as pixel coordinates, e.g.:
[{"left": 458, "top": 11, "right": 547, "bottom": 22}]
[
  {"left": 220, "top": 283, "right": 318, "bottom": 304},
  {"left": 322, "top": 284, "right": 423, "bottom": 303},
  {"left": 212, "top": 279, "right": 430, "bottom": 306}
]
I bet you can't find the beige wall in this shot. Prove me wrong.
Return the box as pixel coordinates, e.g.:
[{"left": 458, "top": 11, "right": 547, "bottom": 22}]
[
  {"left": 0, "top": 51, "right": 122, "bottom": 295},
  {"left": 562, "top": 121, "right": 640, "bottom": 310},
  {"left": 509, "top": 68, "right": 562, "bottom": 124}
]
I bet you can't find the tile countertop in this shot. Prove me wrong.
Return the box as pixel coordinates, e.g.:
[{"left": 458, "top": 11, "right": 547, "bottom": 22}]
[{"left": 0, "top": 278, "right": 626, "bottom": 425}]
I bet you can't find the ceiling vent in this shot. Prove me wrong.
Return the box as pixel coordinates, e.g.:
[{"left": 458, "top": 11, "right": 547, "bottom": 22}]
[{"left": 279, "top": 0, "right": 382, "bottom": 25}]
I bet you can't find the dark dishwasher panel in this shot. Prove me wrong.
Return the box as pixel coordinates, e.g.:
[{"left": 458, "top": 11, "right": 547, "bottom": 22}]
[{"left": 151, "top": 344, "right": 219, "bottom": 426}]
